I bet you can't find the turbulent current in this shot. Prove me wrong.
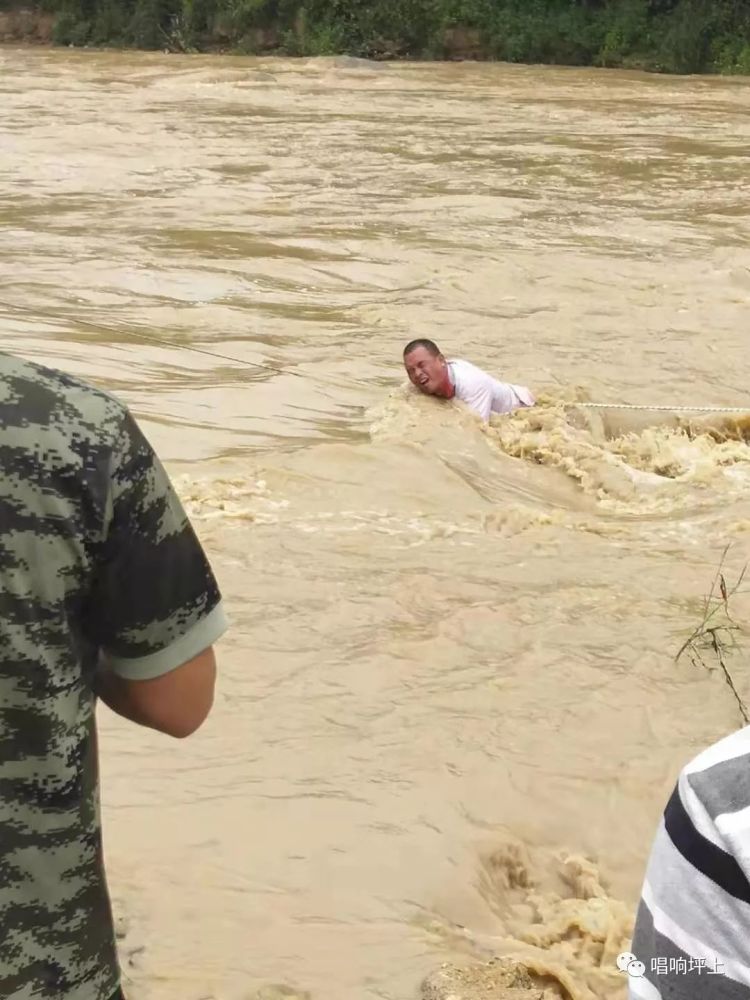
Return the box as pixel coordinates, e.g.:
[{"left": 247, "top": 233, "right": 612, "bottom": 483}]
[{"left": 2, "top": 47, "right": 750, "bottom": 1000}]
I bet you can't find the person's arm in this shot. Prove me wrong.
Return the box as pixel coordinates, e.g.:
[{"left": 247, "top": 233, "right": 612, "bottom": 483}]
[
  {"left": 454, "top": 362, "right": 533, "bottom": 422},
  {"left": 454, "top": 367, "right": 495, "bottom": 422},
  {"left": 489, "top": 379, "right": 535, "bottom": 416},
  {"left": 90, "top": 408, "right": 227, "bottom": 738},
  {"left": 97, "top": 647, "right": 216, "bottom": 738}
]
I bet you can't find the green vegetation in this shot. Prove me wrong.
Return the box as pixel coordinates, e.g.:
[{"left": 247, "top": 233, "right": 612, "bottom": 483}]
[
  {"left": 20, "top": 0, "right": 750, "bottom": 73},
  {"left": 676, "top": 547, "right": 749, "bottom": 724}
]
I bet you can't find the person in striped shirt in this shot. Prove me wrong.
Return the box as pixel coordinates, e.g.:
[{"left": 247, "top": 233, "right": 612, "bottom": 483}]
[{"left": 627, "top": 724, "right": 750, "bottom": 999}]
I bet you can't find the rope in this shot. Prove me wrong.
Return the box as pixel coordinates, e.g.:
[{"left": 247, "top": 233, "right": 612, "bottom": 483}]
[
  {"left": 575, "top": 402, "right": 750, "bottom": 414},
  {"left": 1, "top": 299, "right": 748, "bottom": 415}
]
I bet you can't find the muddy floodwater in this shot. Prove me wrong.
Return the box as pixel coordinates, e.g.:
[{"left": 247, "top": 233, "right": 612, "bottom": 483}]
[{"left": 2, "top": 46, "right": 750, "bottom": 1000}]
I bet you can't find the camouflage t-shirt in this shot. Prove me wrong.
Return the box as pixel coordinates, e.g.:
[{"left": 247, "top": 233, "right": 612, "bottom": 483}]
[{"left": 0, "top": 352, "right": 227, "bottom": 1000}]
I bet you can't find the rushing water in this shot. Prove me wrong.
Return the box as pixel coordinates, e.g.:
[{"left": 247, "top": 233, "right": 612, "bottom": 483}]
[{"left": 2, "top": 46, "right": 750, "bottom": 1000}]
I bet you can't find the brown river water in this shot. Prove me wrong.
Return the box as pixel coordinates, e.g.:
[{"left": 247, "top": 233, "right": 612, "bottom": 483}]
[{"left": 2, "top": 46, "right": 750, "bottom": 1000}]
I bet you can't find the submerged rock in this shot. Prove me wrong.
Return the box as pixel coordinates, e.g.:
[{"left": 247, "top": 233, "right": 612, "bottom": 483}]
[
  {"left": 327, "top": 55, "right": 388, "bottom": 71},
  {"left": 422, "top": 960, "right": 545, "bottom": 1000},
  {"left": 248, "top": 986, "right": 312, "bottom": 1000}
]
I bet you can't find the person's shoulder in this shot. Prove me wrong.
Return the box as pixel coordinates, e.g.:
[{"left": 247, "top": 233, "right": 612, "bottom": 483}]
[
  {"left": 0, "top": 351, "right": 130, "bottom": 441},
  {"left": 683, "top": 725, "right": 750, "bottom": 777},
  {"left": 675, "top": 725, "right": 750, "bottom": 830},
  {"left": 644, "top": 731, "right": 750, "bottom": 911},
  {"left": 448, "top": 358, "right": 491, "bottom": 382},
  {"left": 448, "top": 357, "right": 479, "bottom": 371}
]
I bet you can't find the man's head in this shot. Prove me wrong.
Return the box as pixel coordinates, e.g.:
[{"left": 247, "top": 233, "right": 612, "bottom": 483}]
[{"left": 403, "top": 339, "right": 451, "bottom": 397}]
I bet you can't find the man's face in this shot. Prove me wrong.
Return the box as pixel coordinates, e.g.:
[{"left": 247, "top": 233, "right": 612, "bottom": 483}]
[{"left": 404, "top": 346, "right": 448, "bottom": 396}]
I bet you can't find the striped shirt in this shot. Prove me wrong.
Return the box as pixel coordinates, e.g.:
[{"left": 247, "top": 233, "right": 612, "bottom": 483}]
[{"left": 629, "top": 725, "right": 750, "bottom": 999}]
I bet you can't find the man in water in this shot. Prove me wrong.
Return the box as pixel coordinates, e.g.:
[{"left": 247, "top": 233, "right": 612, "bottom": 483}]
[
  {"left": 0, "top": 351, "right": 227, "bottom": 1000},
  {"left": 402, "top": 338, "right": 535, "bottom": 422}
]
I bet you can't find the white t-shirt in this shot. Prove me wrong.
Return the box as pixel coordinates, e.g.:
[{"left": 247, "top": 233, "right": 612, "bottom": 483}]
[{"left": 448, "top": 359, "right": 535, "bottom": 422}]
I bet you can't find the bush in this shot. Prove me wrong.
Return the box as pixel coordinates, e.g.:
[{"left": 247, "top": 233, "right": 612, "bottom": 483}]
[
  {"left": 52, "top": 7, "right": 91, "bottom": 43},
  {"left": 39, "top": 0, "right": 750, "bottom": 74},
  {"left": 654, "top": 0, "right": 714, "bottom": 72},
  {"left": 90, "top": 0, "right": 129, "bottom": 43},
  {"left": 597, "top": 0, "right": 651, "bottom": 67}
]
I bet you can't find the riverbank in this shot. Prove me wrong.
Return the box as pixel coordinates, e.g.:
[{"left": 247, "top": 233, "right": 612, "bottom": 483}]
[
  {"left": 2, "top": 0, "right": 750, "bottom": 74},
  {"left": 0, "top": 6, "right": 53, "bottom": 43}
]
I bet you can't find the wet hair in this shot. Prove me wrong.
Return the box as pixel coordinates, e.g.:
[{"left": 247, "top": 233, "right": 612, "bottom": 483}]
[{"left": 403, "top": 338, "right": 441, "bottom": 357}]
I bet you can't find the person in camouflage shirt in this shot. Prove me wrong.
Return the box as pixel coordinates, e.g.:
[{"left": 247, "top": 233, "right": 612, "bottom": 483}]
[{"left": 0, "top": 351, "right": 227, "bottom": 1000}]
